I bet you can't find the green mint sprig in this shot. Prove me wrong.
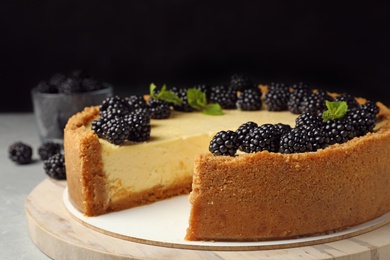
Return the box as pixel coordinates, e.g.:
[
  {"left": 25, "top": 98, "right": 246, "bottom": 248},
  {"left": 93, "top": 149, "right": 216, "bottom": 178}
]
[
  {"left": 186, "top": 88, "right": 223, "bottom": 115},
  {"left": 322, "top": 100, "right": 348, "bottom": 122},
  {"left": 149, "top": 83, "right": 182, "bottom": 105}
]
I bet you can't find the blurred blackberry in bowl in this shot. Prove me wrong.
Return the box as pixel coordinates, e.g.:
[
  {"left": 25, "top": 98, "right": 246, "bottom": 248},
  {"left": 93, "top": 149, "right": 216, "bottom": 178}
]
[{"left": 31, "top": 70, "right": 113, "bottom": 144}]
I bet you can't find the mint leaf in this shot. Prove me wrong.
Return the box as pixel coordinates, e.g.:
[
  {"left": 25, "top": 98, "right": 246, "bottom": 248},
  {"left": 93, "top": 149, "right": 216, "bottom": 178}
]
[
  {"left": 186, "top": 88, "right": 223, "bottom": 115},
  {"left": 149, "top": 83, "right": 157, "bottom": 99},
  {"left": 202, "top": 103, "right": 223, "bottom": 115},
  {"left": 149, "top": 83, "right": 182, "bottom": 105},
  {"left": 158, "top": 91, "right": 183, "bottom": 105},
  {"left": 187, "top": 88, "right": 207, "bottom": 110},
  {"left": 322, "top": 101, "right": 348, "bottom": 121}
]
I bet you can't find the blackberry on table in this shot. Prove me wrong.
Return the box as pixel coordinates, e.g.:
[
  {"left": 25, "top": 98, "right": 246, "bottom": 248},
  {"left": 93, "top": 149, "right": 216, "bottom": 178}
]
[
  {"left": 236, "top": 87, "right": 262, "bottom": 111},
  {"left": 230, "top": 74, "right": 255, "bottom": 91},
  {"left": 235, "top": 121, "right": 258, "bottom": 151},
  {"left": 9, "top": 142, "right": 33, "bottom": 164},
  {"left": 43, "top": 153, "right": 66, "bottom": 180},
  {"left": 148, "top": 98, "right": 171, "bottom": 119},
  {"left": 209, "top": 85, "right": 237, "bottom": 109},
  {"left": 209, "top": 130, "right": 239, "bottom": 156},
  {"left": 287, "top": 82, "right": 312, "bottom": 114},
  {"left": 38, "top": 142, "right": 62, "bottom": 160},
  {"left": 264, "top": 82, "right": 290, "bottom": 111},
  {"left": 240, "top": 124, "right": 283, "bottom": 153}
]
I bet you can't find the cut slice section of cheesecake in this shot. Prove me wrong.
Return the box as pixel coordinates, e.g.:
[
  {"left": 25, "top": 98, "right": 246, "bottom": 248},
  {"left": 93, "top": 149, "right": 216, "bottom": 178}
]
[{"left": 64, "top": 105, "right": 298, "bottom": 216}]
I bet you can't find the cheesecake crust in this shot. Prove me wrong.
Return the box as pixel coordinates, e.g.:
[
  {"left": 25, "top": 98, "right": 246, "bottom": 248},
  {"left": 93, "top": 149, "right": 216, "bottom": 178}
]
[{"left": 186, "top": 102, "right": 390, "bottom": 241}]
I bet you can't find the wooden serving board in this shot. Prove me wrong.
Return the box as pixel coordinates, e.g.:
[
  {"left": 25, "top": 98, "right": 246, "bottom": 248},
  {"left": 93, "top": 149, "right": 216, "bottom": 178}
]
[{"left": 25, "top": 178, "right": 390, "bottom": 259}]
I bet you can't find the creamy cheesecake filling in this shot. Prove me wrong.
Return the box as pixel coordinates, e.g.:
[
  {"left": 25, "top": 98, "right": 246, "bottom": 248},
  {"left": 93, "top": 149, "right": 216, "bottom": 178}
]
[{"left": 94, "top": 109, "right": 298, "bottom": 203}]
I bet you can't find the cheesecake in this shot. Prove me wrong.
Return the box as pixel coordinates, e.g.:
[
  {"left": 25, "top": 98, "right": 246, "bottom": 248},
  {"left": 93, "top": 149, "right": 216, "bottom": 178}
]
[
  {"left": 64, "top": 105, "right": 297, "bottom": 216},
  {"left": 64, "top": 84, "right": 390, "bottom": 242}
]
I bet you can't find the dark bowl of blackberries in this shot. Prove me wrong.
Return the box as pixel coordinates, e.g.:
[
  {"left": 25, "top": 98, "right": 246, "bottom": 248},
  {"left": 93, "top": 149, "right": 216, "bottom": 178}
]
[{"left": 31, "top": 70, "right": 113, "bottom": 144}]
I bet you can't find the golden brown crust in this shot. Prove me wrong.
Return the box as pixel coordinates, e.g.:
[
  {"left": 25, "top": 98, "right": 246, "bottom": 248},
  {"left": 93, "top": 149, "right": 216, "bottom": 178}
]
[
  {"left": 185, "top": 102, "right": 390, "bottom": 241},
  {"left": 107, "top": 178, "right": 192, "bottom": 212},
  {"left": 64, "top": 106, "right": 109, "bottom": 216}
]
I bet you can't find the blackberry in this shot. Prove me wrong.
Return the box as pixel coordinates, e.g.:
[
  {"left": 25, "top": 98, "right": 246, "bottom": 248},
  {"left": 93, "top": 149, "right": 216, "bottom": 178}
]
[
  {"left": 274, "top": 123, "right": 292, "bottom": 136},
  {"left": 148, "top": 98, "right": 171, "bottom": 119},
  {"left": 299, "top": 90, "right": 333, "bottom": 115},
  {"left": 43, "top": 153, "right": 66, "bottom": 180},
  {"left": 57, "top": 76, "right": 83, "bottom": 94},
  {"left": 347, "top": 108, "right": 377, "bottom": 137},
  {"left": 69, "top": 69, "right": 90, "bottom": 79},
  {"left": 92, "top": 116, "right": 131, "bottom": 145},
  {"left": 194, "top": 84, "right": 211, "bottom": 100},
  {"left": 38, "top": 142, "right": 62, "bottom": 160},
  {"left": 80, "top": 78, "right": 104, "bottom": 92},
  {"left": 171, "top": 87, "right": 195, "bottom": 112},
  {"left": 264, "top": 83, "right": 290, "bottom": 111},
  {"left": 279, "top": 126, "right": 327, "bottom": 154},
  {"left": 125, "top": 95, "right": 148, "bottom": 112},
  {"left": 323, "top": 118, "right": 356, "bottom": 145},
  {"left": 100, "top": 96, "right": 130, "bottom": 119},
  {"left": 209, "top": 85, "right": 237, "bottom": 109},
  {"left": 241, "top": 124, "right": 282, "bottom": 153},
  {"left": 361, "top": 101, "right": 379, "bottom": 116},
  {"left": 209, "top": 130, "right": 239, "bottom": 156},
  {"left": 133, "top": 107, "right": 151, "bottom": 119},
  {"left": 334, "top": 93, "right": 361, "bottom": 111},
  {"left": 295, "top": 112, "right": 323, "bottom": 128},
  {"left": 236, "top": 87, "right": 262, "bottom": 111},
  {"left": 235, "top": 121, "right": 258, "bottom": 151},
  {"left": 8, "top": 142, "right": 33, "bottom": 164},
  {"left": 123, "top": 113, "right": 151, "bottom": 142},
  {"left": 230, "top": 74, "right": 255, "bottom": 91},
  {"left": 105, "top": 118, "right": 131, "bottom": 145},
  {"left": 48, "top": 73, "right": 67, "bottom": 88},
  {"left": 287, "top": 82, "right": 312, "bottom": 114},
  {"left": 36, "top": 80, "right": 57, "bottom": 93},
  {"left": 91, "top": 117, "right": 109, "bottom": 139}
]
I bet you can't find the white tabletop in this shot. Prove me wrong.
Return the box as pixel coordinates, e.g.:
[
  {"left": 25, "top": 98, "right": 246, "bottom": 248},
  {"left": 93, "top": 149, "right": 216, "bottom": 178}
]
[{"left": 0, "top": 113, "right": 50, "bottom": 259}]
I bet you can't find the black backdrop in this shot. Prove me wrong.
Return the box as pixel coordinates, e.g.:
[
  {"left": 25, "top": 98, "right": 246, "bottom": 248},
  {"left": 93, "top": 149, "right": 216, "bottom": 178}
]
[{"left": 1, "top": 1, "right": 390, "bottom": 112}]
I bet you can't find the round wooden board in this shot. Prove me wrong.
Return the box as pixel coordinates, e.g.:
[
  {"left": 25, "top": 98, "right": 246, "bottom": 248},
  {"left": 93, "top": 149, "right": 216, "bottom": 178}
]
[{"left": 25, "top": 178, "right": 390, "bottom": 259}]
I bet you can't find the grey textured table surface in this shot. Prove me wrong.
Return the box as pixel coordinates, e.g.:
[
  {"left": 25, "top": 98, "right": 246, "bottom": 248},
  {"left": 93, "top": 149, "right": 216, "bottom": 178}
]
[{"left": 1, "top": 113, "right": 50, "bottom": 259}]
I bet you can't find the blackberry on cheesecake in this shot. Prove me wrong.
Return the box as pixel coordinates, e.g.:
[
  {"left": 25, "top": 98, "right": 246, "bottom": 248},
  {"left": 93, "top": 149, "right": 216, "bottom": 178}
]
[{"left": 264, "top": 82, "right": 290, "bottom": 111}]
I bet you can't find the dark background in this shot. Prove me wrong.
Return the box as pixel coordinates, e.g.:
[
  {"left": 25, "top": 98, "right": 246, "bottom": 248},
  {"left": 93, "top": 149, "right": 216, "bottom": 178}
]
[{"left": 1, "top": 1, "right": 390, "bottom": 112}]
